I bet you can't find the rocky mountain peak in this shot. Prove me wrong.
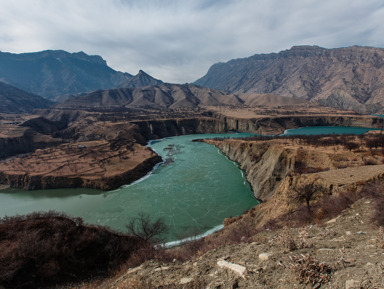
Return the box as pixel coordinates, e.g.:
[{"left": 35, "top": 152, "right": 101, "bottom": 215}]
[
  {"left": 119, "top": 70, "right": 163, "bottom": 89},
  {"left": 195, "top": 45, "right": 384, "bottom": 113}
]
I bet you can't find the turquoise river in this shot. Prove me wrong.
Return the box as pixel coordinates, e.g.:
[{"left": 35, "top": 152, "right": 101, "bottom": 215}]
[{"left": 0, "top": 126, "right": 377, "bottom": 242}]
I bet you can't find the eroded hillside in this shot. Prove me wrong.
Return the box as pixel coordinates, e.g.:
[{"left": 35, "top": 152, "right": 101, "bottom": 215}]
[{"left": 195, "top": 46, "right": 384, "bottom": 113}]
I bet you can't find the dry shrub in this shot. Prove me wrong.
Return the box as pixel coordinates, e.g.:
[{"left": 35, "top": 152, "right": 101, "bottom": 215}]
[
  {"left": 273, "top": 229, "right": 312, "bottom": 252},
  {"left": 272, "top": 229, "right": 297, "bottom": 251},
  {"left": 0, "top": 211, "right": 144, "bottom": 289},
  {"left": 313, "top": 192, "right": 355, "bottom": 222},
  {"left": 289, "top": 254, "right": 333, "bottom": 286},
  {"left": 360, "top": 180, "right": 384, "bottom": 226}
]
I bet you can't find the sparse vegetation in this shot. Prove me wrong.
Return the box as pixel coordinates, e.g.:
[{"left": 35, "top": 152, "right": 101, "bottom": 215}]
[
  {"left": 292, "top": 183, "right": 327, "bottom": 213},
  {"left": 0, "top": 211, "right": 144, "bottom": 289},
  {"left": 125, "top": 212, "right": 168, "bottom": 243},
  {"left": 288, "top": 254, "right": 333, "bottom": 286}
]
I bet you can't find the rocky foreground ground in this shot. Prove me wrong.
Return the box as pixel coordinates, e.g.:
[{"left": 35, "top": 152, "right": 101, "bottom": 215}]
[{"left": 83, "top": 198, "right": 383, "bottom": 289}]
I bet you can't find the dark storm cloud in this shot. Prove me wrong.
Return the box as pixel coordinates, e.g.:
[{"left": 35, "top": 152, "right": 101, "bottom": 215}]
[{"left": 1, "top": 0, "right": 384, "bottom": 83}]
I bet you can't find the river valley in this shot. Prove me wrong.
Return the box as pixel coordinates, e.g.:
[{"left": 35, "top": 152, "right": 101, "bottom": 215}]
[
  {"left": 0, "top": 133, "right": 259, "bottom": 242},
  {"left": 0, "top": 126, "right": 379, "bottom": 242}
]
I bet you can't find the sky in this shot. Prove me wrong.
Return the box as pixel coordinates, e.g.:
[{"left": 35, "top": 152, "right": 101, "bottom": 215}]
[{"left": 1, "top": 0, "right": 384, "bottom": 83}]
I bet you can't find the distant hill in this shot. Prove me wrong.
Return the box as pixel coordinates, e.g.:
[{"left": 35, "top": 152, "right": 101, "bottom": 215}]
[
  {"left": 195, "top": 46, "right": 384, "bottom": 113},
  {"left": 0, "top": 81, "right": 53, "bottom": 114},
  {"left": 119, "top": 70, "right": 163, "bottom": 88},
  {"left": 56, "top": 83, "right": 244, "bottom": 110},
  {"left": 0, "top": 50, "right": 160, "bottom": 99}
]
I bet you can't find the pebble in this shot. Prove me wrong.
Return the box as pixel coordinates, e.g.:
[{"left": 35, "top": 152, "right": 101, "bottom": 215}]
[
  {"left": 179, "top": 277, "right": 194, "bottom": 285},
  {"left": 258, "top": 253, "right": 271, "bottom": 261},
  {"left": 127, "top": 266, "right": 142, "bottom": 275},
  {"left": 326, "top": 217, "right": 339, "bottom": 224},
  {"left": 217, "top": 260, "right": 246, "bottom": 278},
  {"left": 154, "top": 266, "right": 169, "bottom": 272}
]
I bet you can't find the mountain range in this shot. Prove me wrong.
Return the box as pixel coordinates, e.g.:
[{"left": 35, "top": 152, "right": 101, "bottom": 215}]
[
  {"left": 2, "top": 46, "right": 384, "bottom": 114},
  {"left": 0, "top": 50, "right": 161, "bottom": 99},
  {"left": 56, "top": 83, "right": 244, "bottom": 110},
  {"left": 0, "top": 81, "right": 53, "bottom": 114},
  {"left": 195, "top": 45, "right": 384, "bottom": 113}
]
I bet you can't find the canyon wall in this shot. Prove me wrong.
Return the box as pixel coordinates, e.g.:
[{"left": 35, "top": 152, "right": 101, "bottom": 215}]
[
  {"left": 206, "top": 140, "right": 296, "bottom": 201},
  {"left": 132, "top": 114, "right": 384, "bottom": 141},
  {"left": 216, "top": 114, "right": 384, "bottom": 135},
  {"left": 1, "top": 113, "right": 383, "bottom": 191}
]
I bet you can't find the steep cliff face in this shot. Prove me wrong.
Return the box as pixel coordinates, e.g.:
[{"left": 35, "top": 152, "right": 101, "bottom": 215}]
[
  {"left": 207, "top": 140, "right": 295, "bottom": 200},
  {"left": 206, "top": 135, "right": 384, "bottom": 201},
  {"left": 131, "top": 118, "right": 228, "bottom": 140}
]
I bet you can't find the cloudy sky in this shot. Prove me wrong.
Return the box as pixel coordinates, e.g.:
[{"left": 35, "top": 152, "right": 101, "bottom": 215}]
[{"left": 1, "top": 0, "right": 384, "bottom": 83}]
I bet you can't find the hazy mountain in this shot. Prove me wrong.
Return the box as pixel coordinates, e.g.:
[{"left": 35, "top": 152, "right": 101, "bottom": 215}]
[
  {"left": 0, "top": 50, "right": 157, "bottom": 99},
  {"left": 195, "top": 46, "right": 384, "bottom": 113},
  {"left": 119, "top": 70, "right": 163, "bottom": 88},
  {"left": 0, "top": 81, "right": 53, "bottom": 114},
  {"left": 56, "top": 83, "right": 244, "bottom": 110}
]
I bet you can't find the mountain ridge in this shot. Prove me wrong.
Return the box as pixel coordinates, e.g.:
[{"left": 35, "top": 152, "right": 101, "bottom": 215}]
[
  {"left": 0, "top": 50, "right": 160, "bottom": 99},
  {"left": 0, "top": 81, "right": 53, "bottom": 113},
  {"left": 195, "top": 45, "right": 384, "bottom": 113},
  {"left": 56, "top": 83, "right": 245, "bottom": 110}
]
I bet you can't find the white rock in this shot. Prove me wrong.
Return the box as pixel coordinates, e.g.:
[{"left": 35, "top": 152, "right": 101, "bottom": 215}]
[
  {"left": 127, "top": 265, "right": 142, "bottom": 275},
  {"left": 179, "top": 277, "right": 193, "bottom": 285},
  {"left": 217, "top": 260, "right": 246, "bottom": 278},
  {"left": 258, "top": 253, "right": 271, "bottom": 261},
  {"left": 154, "top": 266, "right": 169, "bottom": 272},
  {"left": 326, "top": 217, "right": 338, "bottom": 224}
]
